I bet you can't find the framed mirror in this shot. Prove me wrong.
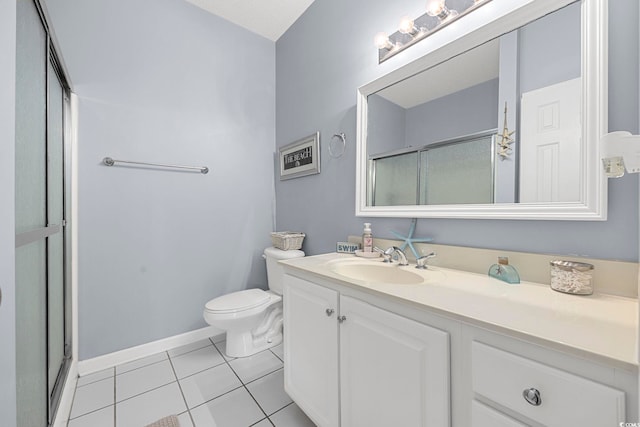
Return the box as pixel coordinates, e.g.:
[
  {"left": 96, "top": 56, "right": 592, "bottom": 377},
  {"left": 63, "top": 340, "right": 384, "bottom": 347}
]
[{"left": 356, "top": 0, "right": 607, "bottom": 220}]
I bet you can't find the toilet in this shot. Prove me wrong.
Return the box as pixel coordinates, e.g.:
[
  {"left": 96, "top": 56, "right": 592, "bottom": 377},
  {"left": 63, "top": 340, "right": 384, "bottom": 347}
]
[{"left": 203, "top": 246, "right": 304, "bottom": 358}]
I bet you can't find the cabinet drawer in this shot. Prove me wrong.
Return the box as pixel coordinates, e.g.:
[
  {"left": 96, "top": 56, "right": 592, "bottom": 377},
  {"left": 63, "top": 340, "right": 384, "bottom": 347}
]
[
  {"left": 471, "top": 341, "right": 625, "bottom": 427},
  {"left": 472, "top": 400, "right": 527, "bottom": 427}
]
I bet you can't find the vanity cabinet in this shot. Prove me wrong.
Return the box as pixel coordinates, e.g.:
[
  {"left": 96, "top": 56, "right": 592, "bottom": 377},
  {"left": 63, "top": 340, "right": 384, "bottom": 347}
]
[
  {"left": 282, "top": 265, "right": 637, "bottom": 427},
  {"left": 468, "top": 339, "right": 627, "bottom": 427},
  {"left": 283, "top": 275, "right": 450, "bottom": 427}
]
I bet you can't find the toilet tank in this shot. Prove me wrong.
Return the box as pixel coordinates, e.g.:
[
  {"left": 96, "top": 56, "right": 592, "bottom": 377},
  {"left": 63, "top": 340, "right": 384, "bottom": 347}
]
[{"left": 264, "top": 246, "right": 304, "bottom": 295}]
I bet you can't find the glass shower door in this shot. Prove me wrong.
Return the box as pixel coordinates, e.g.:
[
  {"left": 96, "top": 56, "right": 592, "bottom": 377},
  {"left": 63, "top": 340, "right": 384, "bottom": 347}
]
[
  {"left": 15, "top": 0, "right": 48, "bottom": 424},
  {"left": 15, "top": 0, "right": 71, "bottom": 425}
]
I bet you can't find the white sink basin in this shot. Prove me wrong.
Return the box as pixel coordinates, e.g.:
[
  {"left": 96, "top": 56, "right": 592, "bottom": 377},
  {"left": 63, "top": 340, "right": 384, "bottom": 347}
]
[{"left": 329, "top": 261, "right": 444, "bottom": 285}]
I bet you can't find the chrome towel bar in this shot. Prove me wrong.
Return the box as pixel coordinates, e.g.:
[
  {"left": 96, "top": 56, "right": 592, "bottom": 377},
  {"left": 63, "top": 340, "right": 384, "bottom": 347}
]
[{"left": 102, "top": 157, "right": 209, "bottom": 174}]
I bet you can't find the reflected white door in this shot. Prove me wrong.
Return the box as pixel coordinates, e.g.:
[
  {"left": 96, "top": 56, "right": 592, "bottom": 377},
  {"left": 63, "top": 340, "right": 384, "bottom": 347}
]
[{"left": 519, "top": 78, "right": 581, "bottom": 203}]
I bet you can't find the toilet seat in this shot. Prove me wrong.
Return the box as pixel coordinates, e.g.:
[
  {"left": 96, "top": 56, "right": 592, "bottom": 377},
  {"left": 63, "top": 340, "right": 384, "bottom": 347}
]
[{"left": 205, "top": 289, "right": 271, "bottom": 314}]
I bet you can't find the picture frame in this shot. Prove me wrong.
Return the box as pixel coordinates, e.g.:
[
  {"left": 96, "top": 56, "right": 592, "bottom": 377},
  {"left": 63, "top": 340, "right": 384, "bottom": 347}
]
[{"left": 279, "top": 132, "right": 321, "bottom": 180}]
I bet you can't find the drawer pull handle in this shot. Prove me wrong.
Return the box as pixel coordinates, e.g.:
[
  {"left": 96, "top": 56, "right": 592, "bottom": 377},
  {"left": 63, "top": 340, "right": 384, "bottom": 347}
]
[
  {"left": 522, "top": 388, "right": 542, "bottom": 406},
  {"left": 326, "top": 308, "right": 335, "bottom": 317}
]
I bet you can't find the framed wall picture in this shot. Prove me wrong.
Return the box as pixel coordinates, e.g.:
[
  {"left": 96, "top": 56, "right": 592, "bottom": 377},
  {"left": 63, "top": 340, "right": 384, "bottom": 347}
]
[{"left": 279, "top": 132, "right": 321, "bottom": 180}]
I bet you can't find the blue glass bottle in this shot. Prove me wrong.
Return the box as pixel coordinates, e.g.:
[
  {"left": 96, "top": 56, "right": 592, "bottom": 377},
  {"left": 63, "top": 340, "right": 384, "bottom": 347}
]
[{"left": 488, "top": 257, "right": 520, "bottom": 284}]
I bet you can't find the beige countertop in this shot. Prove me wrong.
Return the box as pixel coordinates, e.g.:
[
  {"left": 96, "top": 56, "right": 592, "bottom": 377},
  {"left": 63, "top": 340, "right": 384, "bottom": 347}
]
[{"left": 281, "top": 252, "right": 638, "bottom": 370}]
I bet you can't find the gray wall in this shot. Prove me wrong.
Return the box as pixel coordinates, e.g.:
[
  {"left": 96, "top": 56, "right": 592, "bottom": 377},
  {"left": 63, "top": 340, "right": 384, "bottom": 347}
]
[
  {"left": 46, "top": 0, "right": 276, "bottom": 359},
  {"left": 275, "top": 0, "right": 639, "bottom": 262},
  {"left": 367, "top": 94, "right": 406, "bottom": 156},
  {"left": 0, "top": 0, "right": 16, "bottom": 423},
  {"left": 519, "top": 1, "right": 581, "bottom": 94},
  {"left": 405, "top": 78, "right": 499, "bottom": 146}
]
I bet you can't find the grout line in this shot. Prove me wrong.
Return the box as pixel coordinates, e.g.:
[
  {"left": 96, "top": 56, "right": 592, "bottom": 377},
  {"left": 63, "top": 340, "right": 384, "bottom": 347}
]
[
  {"left": 76, "top": 367, "right": 115, "bottom": 389},
  {"left": 167, "top": 340, "right": 215, "bottom": 360},
  {"left": 68, "top": 403, "right": 114, "bottom": 422},
  {"left": 167, "top": 351, "right": 196, "bottom": 427},
  {"left": 214, "top": 341, "right": 271, "bottom": 420},
  {"left": 115, "top": 356, "right": 168, "bottom": 376},
  {"left": 114, "top": 380, "right": 178, "bottom": 405},
  {"left": 186, "top": 384, "right": 245, "bottom": 412}
]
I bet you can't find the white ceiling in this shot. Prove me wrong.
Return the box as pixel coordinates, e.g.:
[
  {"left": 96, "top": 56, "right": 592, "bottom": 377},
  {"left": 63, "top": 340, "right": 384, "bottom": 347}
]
[
  {"left": 377, "top": 39, "right": 500, "bottom": 109},
  {"left": 184, "top": 0, "right": 316, "bottom": 41}
]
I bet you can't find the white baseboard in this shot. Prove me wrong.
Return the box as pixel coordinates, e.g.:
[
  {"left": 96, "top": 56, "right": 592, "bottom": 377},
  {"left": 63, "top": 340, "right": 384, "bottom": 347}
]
[
  {"left": 52, "top": 361, "right": 78, "bottom": 427},
  {"left": 77, "top": 326, "right": 224, "bottom": 376}
]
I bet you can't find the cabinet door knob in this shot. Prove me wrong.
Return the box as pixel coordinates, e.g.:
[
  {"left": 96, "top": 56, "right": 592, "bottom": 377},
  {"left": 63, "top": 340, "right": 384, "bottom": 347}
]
[
  {"left": 338, "top": 315, "right": 347, "bottom": 323},
  {"left": 522, "top": 388, "right": 542, "bottom": 406},
  {"left": 325, "top": 308, "right": 335, "bottom": 317}
]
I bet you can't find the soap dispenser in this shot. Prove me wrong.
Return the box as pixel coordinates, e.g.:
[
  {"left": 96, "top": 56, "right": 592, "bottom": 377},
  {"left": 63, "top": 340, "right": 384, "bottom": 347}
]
[
  {"left": 362, "top": 223, "right": 373, "bottom": 253},
  {"left": 488, "top": 257, "right": 520, "bottom": 284}
]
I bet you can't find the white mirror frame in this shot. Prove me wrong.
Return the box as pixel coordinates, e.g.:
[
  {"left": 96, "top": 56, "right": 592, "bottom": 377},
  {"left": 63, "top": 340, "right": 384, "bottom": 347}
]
[{"left": 356, "top": 0, "right": 607, "bottom": 220}]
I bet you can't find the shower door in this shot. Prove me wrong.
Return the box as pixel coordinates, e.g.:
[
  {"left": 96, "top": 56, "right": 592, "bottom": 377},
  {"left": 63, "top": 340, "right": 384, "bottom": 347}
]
[{"left": 15, "top": 0, "right": 72, "bottom": 425}]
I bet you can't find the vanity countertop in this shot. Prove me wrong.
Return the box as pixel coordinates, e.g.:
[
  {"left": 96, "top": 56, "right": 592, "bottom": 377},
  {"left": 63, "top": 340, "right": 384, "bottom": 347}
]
[{"left": 280, "top": 252, "right": 638, "bottom": 370}]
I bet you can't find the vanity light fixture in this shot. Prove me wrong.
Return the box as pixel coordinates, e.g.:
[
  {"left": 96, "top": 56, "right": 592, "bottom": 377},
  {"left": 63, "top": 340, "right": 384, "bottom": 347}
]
[
  {"left": 601, "top": 132, "right": 640, "bottom": 178},
  {"left": 375, "top": 0, "right": 492, "bottom": 63}
]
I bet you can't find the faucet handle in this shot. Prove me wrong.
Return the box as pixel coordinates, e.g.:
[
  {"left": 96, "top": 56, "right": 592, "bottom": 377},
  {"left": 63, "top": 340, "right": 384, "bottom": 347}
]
[
  {"left": 374, "top": 247, "right": 392, "bottom": 263},
  {"left": 416, "top": 252, "right": 436, "bottom": 269}
]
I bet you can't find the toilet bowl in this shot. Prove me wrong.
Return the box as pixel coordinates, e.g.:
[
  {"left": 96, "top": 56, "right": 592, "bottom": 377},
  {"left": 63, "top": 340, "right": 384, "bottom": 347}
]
[{"left": 203, "top": 247, "right": 304, "bottom": 358}]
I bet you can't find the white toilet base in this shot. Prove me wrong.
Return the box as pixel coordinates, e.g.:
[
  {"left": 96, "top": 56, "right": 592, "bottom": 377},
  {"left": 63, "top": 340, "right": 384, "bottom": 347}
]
[
  {"left": 226, "top": 328, "right": 283, "bottom": 358},
  {"left": 223, "top": 303, "right": 284, "bottom": 358}
]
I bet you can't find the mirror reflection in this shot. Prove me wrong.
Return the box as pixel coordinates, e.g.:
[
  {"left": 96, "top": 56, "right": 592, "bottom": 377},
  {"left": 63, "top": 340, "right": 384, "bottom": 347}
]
[{"left": 366, "top": 1, "right": 581, "bottom": 207}]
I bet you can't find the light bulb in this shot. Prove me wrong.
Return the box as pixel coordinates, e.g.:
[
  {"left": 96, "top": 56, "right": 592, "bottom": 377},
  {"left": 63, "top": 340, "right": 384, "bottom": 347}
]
[
  {"left": 426, "top": 0, "right": 457, "bottom": 20},
  {"left": 398, "top": 16, "right": 417, "bottom": 35},
  {"left": 426, "top": 0, "right": 446, "bottom": 17},
  {"left": 374, "top": 32, "right": 394, "bottom": 50}
]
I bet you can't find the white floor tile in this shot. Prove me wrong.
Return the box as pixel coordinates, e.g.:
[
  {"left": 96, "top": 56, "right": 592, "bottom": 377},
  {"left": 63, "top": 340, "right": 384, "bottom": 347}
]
[
  {"left": 67, "top": 406, "right": 114, "bottom": 427},
  {"left": 116, "top": 352, "right": 168, "bottom": 375},
  {"left": 251, "top": 419, "right": 272, "bottom": 427},
  {"left": 190, "top": 387, "right": 265, "bottom": 427},
  {"left": 116, "top": 359, "right": 176, "bottom": 402},
  {"left": 171, "top": 345, "right": 226, "bottom": 379},
  {"left": 115, "top": 382, "right": 186, "bottom": 427},
  {"left": 246, "top": 369, "right": 291, "bottom": 415},
  {"left": 179, "top": 363, "right": 242, "bottom": 409},
  {"left": 270, "top": 343, "right": 284, "bottom": 362},
  {"left": 177, "top": 411, "right": 195, "bottom": 427},
  {"left": 77, "top": 368, "right": 114, "bottom": 388},
  {"left": 229, "top": 350, "right": 283, "bottom": 384},
  {"left": 70, "top": 377, "right": 114, "bottom": 419},
  {"left": 270, "top": 403, "right": 316, "bottom": 427},
  {"left": 213, "top": 340, "right": 236, "bottom": 361},
  {"left": 168, "top": 339, "right": 213, "bottom": 358}
]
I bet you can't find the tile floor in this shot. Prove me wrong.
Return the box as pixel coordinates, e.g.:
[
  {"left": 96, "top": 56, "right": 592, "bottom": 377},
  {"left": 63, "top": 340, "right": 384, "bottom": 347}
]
[{"left": 67, "top": 336, "right": 317, "bottom": 427}]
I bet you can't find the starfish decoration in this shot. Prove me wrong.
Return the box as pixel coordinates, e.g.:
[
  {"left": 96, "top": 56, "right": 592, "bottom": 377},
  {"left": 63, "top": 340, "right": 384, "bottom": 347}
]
[
  {"left": 390, "top": 218, "right": 433, "bottom": 259},
  {"left": 497, "top": 101, "right": 516, "bottom": 160}
]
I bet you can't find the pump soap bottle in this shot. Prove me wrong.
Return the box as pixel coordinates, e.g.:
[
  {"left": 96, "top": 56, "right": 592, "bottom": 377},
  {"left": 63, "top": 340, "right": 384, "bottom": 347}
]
[
  {"left": 488, "top": 257, "right": 520, "bottom": 284},
  {"left": 362, "top": 223, "right": 373, "bottom": 253}
]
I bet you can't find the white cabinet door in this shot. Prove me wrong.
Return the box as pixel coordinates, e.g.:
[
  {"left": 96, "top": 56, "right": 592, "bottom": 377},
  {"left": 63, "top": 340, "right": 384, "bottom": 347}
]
[
  {"left": 339, "top": 296, "right": 450, "bottom": 427},
  {"left": 283, "top": 275, "right": 339, "bottom": 427}
]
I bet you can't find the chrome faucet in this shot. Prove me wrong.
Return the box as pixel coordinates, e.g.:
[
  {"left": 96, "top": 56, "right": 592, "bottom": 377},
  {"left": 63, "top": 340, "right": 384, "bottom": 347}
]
[
  {"left": 373, "top": 247, "right": 392, "bottom": 263},
  {"left": 416, "top": 252, "right": 437, "bottom": 269},
  {"left": 387, "top": 246, "right": 409, "bottom": 266}
]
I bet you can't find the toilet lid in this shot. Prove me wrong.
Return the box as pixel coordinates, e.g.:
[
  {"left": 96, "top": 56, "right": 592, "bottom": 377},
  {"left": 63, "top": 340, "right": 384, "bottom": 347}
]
[{"left": 205, "top": 289, "right": 270, "bottom": 313}]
